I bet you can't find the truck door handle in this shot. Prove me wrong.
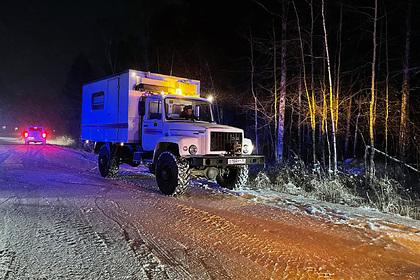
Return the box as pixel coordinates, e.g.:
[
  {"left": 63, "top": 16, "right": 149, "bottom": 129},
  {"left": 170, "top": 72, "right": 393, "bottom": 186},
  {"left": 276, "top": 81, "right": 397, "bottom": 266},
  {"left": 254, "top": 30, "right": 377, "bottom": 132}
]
[{"left": 143, "top": 124, "right": 149, "bottom": 127}]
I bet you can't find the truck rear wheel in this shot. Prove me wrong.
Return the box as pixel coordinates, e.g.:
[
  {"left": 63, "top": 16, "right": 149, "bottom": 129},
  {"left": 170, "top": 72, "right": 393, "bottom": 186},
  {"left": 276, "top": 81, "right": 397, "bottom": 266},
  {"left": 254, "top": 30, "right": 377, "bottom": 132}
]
[
  {"left": 155, "top": 151, "right": 190, "bottom": 196},
  {"left": 216, "top": 166, "right": 249, "bottom": 190},
  {"left": 98, "top": 144, "right": 119, "bottom": 178}
]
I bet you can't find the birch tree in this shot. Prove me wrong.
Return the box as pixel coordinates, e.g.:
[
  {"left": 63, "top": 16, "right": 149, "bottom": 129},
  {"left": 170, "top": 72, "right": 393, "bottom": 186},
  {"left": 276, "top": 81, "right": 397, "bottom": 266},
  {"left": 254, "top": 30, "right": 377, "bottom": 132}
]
[
  {"left": 384, "top": 10, "right": 390, "bottom": 173},
  {"left": 249, "top": 29, "right": 259, "bottom": 154},
  {"left": 310, "top": 0, "right": 317, "bottom": 166},
  {"left": 321, "top": 0, "right": 338, "bottom": 175},
  {"left": 277, "top": 0, "right": 288, "bottom": 162},
  {"left": 334, "top": 3, "right": 343, "bottom": 130},
  {"left": 399, "top": 0, "right": 412, "bottom": 160},
  {"left": 368, "top": 0, "right": 378, "bottom": 181},
  {"left": 293, "top": 0, "right": 316, "bottom": 166}
]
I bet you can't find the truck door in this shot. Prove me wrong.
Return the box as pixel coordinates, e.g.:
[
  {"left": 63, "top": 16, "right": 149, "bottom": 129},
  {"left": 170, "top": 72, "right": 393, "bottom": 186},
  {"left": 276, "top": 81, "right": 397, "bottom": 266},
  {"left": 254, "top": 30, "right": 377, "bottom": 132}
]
[
  {"left": 106, "top": 78, "right": 119, "bottom": 141},
  {"left": 142, "top": 98, "right": 163, "bottom": 151}
]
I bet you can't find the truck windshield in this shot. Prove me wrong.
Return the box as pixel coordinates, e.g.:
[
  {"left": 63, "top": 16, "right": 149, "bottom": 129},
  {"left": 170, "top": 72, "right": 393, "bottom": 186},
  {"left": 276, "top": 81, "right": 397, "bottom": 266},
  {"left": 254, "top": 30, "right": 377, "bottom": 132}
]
[{"left": 165, "top": 98, "right": 213, "bottom": 122}]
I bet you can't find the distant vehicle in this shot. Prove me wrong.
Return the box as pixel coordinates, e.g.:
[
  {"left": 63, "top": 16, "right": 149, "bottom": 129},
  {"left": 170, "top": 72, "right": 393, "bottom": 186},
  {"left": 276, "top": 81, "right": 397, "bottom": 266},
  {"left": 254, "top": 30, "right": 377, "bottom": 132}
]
[
  {"left": 23, "top": 126, "right": 47, "bottom": 145},
  {"left": 81, "top": 70, "right": 264, "bottom": 196}
]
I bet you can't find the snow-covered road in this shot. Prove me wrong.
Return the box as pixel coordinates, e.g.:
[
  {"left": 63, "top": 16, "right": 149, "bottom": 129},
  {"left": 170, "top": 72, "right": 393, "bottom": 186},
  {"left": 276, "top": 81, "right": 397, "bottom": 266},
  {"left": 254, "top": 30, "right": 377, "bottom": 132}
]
[{"left": 0, "top": 141, "right": 419, "bottom": 279}]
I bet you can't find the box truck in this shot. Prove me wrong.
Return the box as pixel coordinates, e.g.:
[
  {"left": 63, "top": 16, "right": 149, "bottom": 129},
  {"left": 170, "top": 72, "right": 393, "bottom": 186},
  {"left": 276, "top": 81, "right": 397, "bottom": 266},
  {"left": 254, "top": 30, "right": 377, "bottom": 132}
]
[{"left": 81, "top": 70, "right": 264, "bottom": 195}]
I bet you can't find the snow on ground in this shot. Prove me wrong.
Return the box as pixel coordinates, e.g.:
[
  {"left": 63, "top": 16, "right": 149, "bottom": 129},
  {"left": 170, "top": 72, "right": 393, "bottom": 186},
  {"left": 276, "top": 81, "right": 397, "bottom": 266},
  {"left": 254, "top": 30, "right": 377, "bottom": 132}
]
[
  {"left": 0, "top": 140, "right": 419, "bottom": 279},
  {"left": 94, "top": 149, "right": 420, "bottom": 277},
  {"left": 231, "top": 187, "right": 420, "bottom": 253}
]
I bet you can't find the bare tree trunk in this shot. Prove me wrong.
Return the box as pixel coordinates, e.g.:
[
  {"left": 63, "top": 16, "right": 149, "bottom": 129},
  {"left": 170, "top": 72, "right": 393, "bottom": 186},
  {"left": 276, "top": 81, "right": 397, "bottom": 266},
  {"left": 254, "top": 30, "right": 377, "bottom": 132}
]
[
  {"left": 105, "top": 40, "right": 118, "bottom": 74},
  {"left": 170, "top": 51, "right": 175, "bottom": 76},
  {"left": 293, "top": 0, "right": 315, "bottom": 165},
  {"left": 249, "top": 30, "right": 259, "bottom": 154},
  {"left": 334, "top": 3, "right": 343, "bottom": 130},
  {"left": 344, "top": 97, "right": 352, "bottom": 157},
  {"left": 310, "top": 0, "right": 316, "bottom": 166},
  {"left": 321, "top": 0, "right": 337, "bottom": 175},
  {"left": 298, "top": 70, "right": 302, "bottom": 156},
  {"left": 273, "top": 18, "right": 278, "bottom": 158},
  {"left": 324, "top": 104, "right": 332, "bottom": 175},
  {"left": 385, "top": 11, "right": 389, "bottom": 174},
  {"left": 277, "top": 1, "right": 288, "bottom": 162},
  {"left": 368, "top": 0, "right": 378, "bottom": 181},
  {"left": 320, "top": 122, "right": 325, "bottom": 168},
  {"left": 353, "top": 99, "right": 361, "bottom": 158},
  {"left": 399, "top": 0, "right": 412, "bottom": 160},
  {"left": 320, "top": 49, "right": 327, "bottom": 170},
  {"left": 289, "top": 106, "right": 294, "bottom": 158}
]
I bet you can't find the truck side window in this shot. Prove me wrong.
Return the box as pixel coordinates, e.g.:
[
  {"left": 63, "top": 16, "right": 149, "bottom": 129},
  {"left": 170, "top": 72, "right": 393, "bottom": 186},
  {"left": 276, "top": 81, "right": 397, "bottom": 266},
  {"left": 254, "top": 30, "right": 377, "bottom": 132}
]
[
  {"left": 148, "top": 100, "right": 162, "bottom": 120},
  {"left": 91, "top": 91, "right": 105, "bottom": 110}
]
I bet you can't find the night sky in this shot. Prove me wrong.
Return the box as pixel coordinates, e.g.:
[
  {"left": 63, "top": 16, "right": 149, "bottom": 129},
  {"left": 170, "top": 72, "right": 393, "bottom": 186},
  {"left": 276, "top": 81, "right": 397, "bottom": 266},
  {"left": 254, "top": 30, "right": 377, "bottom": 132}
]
[
  {"left": 0, "top": 1, "right": 106, "bottom": 97},
  {"left": 0, "top": 0, "right": 249, "bottom": 101}
]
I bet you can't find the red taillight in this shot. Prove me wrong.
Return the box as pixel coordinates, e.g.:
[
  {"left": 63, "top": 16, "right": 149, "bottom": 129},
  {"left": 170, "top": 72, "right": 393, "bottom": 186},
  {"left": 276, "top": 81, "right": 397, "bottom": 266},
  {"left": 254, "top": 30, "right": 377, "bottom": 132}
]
[
  {"left": 23, "top": 131, "right": 28, "bottom": 138},
  {"left": 42, "top": 132, "right": 47, "bottom": 138}
]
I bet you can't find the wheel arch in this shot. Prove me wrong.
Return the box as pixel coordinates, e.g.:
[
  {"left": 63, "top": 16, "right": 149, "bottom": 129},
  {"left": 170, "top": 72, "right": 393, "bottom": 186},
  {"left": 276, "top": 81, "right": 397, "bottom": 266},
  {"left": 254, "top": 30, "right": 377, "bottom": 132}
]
[
  {"left": 94, "top": 142, "right": 105, "bottom": 154},
  {"left": 153, "top": 142, "right": 180, "bottom": 164}
]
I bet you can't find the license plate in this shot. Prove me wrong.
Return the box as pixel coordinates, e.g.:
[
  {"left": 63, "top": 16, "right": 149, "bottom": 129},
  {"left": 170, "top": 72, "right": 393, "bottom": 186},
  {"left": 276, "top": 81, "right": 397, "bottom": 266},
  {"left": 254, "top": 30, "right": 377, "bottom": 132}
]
[
  {"left": 28, "top": 137, "right": 34, "bottom": 140},
  {"left": 228, "top": 158, "right": 246, "bottom": 165}
]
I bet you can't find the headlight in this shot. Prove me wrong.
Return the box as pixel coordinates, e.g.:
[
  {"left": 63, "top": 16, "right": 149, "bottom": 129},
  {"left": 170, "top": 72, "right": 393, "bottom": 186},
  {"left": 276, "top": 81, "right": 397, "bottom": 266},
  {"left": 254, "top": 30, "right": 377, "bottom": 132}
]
[
  {"left": 189, "top": 145, "right": 198, "bottom": 155},
  {"left": 243, "top": 143, "right": 253, "bottom": 155}
]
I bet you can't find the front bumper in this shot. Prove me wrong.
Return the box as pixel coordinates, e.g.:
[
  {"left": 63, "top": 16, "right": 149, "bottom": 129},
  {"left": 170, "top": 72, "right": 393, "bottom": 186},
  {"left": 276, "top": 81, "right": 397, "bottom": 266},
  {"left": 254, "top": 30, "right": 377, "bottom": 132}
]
[{"left": 187, "top": 155, "right": 265, "bottom": 168}]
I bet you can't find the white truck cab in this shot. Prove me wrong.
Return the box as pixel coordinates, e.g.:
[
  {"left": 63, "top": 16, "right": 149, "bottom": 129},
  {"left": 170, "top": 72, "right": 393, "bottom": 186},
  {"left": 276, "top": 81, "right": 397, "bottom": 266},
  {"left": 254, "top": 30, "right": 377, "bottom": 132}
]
[{"left": 81, "top": 70, "right": 264, "bottom": 195}]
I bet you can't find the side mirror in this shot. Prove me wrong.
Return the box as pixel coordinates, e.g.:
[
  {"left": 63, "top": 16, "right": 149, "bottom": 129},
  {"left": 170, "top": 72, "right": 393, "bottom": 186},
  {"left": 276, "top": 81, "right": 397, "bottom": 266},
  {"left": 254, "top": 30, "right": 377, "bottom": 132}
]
[{"left": 138, "top": 99, "right": 145, "bottom": 116}]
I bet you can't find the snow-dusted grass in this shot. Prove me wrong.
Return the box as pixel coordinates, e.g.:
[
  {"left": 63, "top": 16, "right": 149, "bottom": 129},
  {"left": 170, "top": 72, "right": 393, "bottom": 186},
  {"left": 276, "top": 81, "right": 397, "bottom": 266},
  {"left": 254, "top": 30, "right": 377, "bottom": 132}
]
[
  {"left": 248, "top": 163, "right": 419, "bottom": 219},
  {"left": 48, "top": 135, "right": 76, "bottom": 146},
  {"left": 368, "top": 177, "right": 418, "bottom": 218}
]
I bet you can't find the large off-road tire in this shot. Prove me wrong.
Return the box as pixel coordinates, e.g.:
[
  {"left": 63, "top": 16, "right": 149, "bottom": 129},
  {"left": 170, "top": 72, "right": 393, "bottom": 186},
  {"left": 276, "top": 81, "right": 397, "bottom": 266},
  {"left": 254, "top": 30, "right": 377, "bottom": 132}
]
[
  {"left": 98, "top": 144, "right": 119, "bottom": 178},
  {"left": 216, "top": 166, "right": 249, "bottom": 190},
  {"left": 155, "top": 151, "right": 190, "bottom": 196}
]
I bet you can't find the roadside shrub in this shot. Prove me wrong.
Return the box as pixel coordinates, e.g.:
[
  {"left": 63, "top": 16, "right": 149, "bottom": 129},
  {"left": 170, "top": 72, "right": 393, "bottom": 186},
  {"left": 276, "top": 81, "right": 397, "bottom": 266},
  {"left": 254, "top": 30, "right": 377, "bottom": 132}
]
[
  {"left": 249, "top": 163, "right": 361, "bottom": 205},
  {"left": 49, "top": 135, "right": 76, "bottom": 146},
  {"left": 250, "top": 171, "right": 271, "bottom": 190},
  {"left": 247, "top": 163, "right": 420, "bottom": 219},
  {"left": 309, "top": 176, "right": 361, "bottom": 206},
  {"left": 367, "top": 178, "right": 418, "bottom": 218}
]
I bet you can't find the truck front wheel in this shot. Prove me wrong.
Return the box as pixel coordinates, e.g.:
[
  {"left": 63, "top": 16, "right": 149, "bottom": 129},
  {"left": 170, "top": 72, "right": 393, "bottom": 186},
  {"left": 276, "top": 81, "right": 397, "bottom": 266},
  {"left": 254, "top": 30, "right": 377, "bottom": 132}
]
[
  {"left": 216, "top": 166, "right": 249, "bottom": 190},
  {"left": 155, "top": 151, "right": 190, "bottom": 196},
  {"left": 98, "top": 144, "right": 119, "bottom": 178}
]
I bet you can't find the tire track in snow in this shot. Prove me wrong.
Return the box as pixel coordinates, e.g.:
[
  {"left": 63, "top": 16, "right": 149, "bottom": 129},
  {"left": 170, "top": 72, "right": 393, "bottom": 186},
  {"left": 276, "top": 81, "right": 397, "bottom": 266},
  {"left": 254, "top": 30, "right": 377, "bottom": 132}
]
[
  {"left": 175, "top": 203, "right": 337, "bottom": 279},
  {"left": 111, "top": 192, "right": 233, "bottom": 280},
  {"left": 94, "top": 196, "right": 171, "bottom": 280},
  {"left": 0, "top": 196, "right": 21, "bottom": 280},
  {"left": 0, "top": 152, "right": 10, "bottom": 166},
  {"left": 0, "top": 249, "right": 15, "bottom": 280},
  {"left": 98, "top": 173, "right": 234, "bottom": 279},
  {"left": 49, "top": 204, "right": 114, "bottom": 279}
]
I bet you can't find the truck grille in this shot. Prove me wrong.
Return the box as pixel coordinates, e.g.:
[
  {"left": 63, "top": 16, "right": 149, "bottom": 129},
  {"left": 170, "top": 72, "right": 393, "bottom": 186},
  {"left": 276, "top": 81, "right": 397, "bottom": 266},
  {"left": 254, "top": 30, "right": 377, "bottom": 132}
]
[{"left": 210, "top": 132, "right": 242, "bottom": 152}]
